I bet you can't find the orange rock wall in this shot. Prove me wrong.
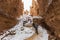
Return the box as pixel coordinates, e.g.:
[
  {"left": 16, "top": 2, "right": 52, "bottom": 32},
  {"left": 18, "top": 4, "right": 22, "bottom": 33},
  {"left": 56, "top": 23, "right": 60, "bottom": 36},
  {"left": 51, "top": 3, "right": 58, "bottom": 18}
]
[
  {"left": 0, "top": 0, "right": 23, "bottom": 32},
  {"left": 37, "top": 0, "right": 60, "bottom": 39},
  {"left": 30, "top": 0, "right": 39, "bottom": 16}
]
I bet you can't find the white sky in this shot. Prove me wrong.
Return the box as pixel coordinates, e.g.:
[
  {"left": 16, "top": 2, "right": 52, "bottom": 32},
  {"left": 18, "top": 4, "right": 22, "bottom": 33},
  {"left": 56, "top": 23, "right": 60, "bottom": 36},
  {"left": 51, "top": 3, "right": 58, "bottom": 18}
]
[{"left": 22, "top": 0, "right": 32, "bottom": 12}]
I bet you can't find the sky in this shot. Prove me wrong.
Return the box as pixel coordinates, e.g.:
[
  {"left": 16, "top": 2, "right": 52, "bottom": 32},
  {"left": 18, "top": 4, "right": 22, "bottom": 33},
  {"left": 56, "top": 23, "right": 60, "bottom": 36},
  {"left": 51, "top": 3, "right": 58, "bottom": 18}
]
[{"left": 22, "top": 0, "right": 32, "bottom": 12}]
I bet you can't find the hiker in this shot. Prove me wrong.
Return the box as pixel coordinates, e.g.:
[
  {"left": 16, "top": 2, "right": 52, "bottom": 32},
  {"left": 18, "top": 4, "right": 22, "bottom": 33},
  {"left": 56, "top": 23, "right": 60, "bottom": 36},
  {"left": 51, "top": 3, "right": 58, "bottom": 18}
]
[{"left": 32, "top": 22, "right": 39, "bottom": 34}]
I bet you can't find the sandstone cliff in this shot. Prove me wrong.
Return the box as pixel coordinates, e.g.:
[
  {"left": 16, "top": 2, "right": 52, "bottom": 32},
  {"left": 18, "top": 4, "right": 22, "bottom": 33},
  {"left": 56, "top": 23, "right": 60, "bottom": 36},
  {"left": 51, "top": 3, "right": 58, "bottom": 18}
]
[
  {"left": 37, "top": 0, "right": 60, "bottom": 40},
  {"left": 30, "top": 0, "right": 39, "bottom": 16},
  {"left": 0, "top": 0, "right": 23, "bottom": 32}
]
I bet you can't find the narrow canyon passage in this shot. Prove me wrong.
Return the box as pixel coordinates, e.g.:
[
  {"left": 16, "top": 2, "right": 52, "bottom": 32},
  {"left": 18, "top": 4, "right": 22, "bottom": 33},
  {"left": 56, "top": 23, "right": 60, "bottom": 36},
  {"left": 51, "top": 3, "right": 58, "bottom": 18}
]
[
  {"left": 0, "top": 15, "right": 48, "bottom": 40},
  {"left": 0, "top": 0, "right": 60, "bottom": 40},
  {"left": 0, "top": 0, "right": 48, "bottom": 40}
]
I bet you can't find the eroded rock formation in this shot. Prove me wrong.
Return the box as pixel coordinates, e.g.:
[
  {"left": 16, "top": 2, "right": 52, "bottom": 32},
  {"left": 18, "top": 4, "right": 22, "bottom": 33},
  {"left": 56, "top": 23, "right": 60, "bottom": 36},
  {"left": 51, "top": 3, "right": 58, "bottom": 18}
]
[
  {"left": 30, "top": 0, "right": 39, "bottom": 16},
  {"left": 0, "top": 0, "right": 23, "bottom": 33},
  {"left": 45, "top": 0, "right": 60, "bottom": 39},
  {"left": 37, "top": 0, "right": 60, "bottom": 40}
]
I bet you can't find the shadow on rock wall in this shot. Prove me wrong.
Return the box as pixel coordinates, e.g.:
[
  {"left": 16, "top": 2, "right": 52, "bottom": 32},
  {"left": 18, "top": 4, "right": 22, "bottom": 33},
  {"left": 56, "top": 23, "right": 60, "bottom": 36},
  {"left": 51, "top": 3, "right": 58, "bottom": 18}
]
[{"left": 37, "top": 0, "right": 60, "bottom": 40}]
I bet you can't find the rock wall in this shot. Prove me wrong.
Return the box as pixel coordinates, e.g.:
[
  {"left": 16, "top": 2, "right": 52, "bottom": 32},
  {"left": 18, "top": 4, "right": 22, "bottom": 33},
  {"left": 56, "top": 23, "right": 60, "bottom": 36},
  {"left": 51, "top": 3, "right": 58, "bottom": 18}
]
[
  {"left": 0, "top": 0, "right": 23, "bottom": 32},
  {"left": 37, "top": 0, "right": 60, "bottom": 39},
  {"left": 45, "top": 0, "right": 60, "bottom": 39},
  {"left": 30, "top": 0, "right": 39, "bottom": 16},
  {"left": 37, "top": 0, "right": 52, "bottom": 17}
]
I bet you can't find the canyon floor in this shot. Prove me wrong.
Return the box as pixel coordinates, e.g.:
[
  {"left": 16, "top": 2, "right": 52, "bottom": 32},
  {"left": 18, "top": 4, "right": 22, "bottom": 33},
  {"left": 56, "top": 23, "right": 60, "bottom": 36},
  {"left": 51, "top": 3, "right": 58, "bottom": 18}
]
[{"left": 0, "top": 15, "right": 48, "bottom": 40}]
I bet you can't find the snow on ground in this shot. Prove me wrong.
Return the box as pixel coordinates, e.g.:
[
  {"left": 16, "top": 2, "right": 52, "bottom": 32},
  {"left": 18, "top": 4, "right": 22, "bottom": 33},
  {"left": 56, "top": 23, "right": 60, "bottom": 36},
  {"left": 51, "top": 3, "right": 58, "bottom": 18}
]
[
  {"left": 0, "top": 15, "right": 49, "bottom": 40},
  {"left": 33, "top": 26, "right": 49, "bottom": 40},
  {"left": 32, "top": 16, "right": 42, "bottom": 19},
  {"left": 0, "top": 15, "right": 34, "bottom": 40}
]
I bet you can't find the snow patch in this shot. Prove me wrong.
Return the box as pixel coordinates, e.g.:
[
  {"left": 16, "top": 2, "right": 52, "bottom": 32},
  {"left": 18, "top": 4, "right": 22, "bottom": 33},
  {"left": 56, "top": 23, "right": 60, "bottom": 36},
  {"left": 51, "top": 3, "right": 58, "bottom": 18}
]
[{"left": 0, "top": 15, "right": 48, "bottom": 40}]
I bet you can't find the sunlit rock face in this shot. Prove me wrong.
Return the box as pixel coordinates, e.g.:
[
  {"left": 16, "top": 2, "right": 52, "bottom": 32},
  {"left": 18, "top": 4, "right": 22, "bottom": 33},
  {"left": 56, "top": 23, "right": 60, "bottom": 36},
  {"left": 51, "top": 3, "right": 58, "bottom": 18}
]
[
  {"left": 37, "top": 0, "right": 60, "bottom": 39},
  {"left": 0, "top": 0, "right": 23, "bottom": 32},
  {"left": 30, "top": 0, "right": 39, "bottom": 16}
]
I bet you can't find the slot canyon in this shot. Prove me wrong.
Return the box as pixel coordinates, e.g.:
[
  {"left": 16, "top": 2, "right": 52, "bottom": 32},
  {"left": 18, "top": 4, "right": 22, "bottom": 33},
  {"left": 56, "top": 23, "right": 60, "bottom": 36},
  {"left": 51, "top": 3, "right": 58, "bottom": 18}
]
[{"left": 0, "top": 0, "right": 60, "bottom": 40}]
